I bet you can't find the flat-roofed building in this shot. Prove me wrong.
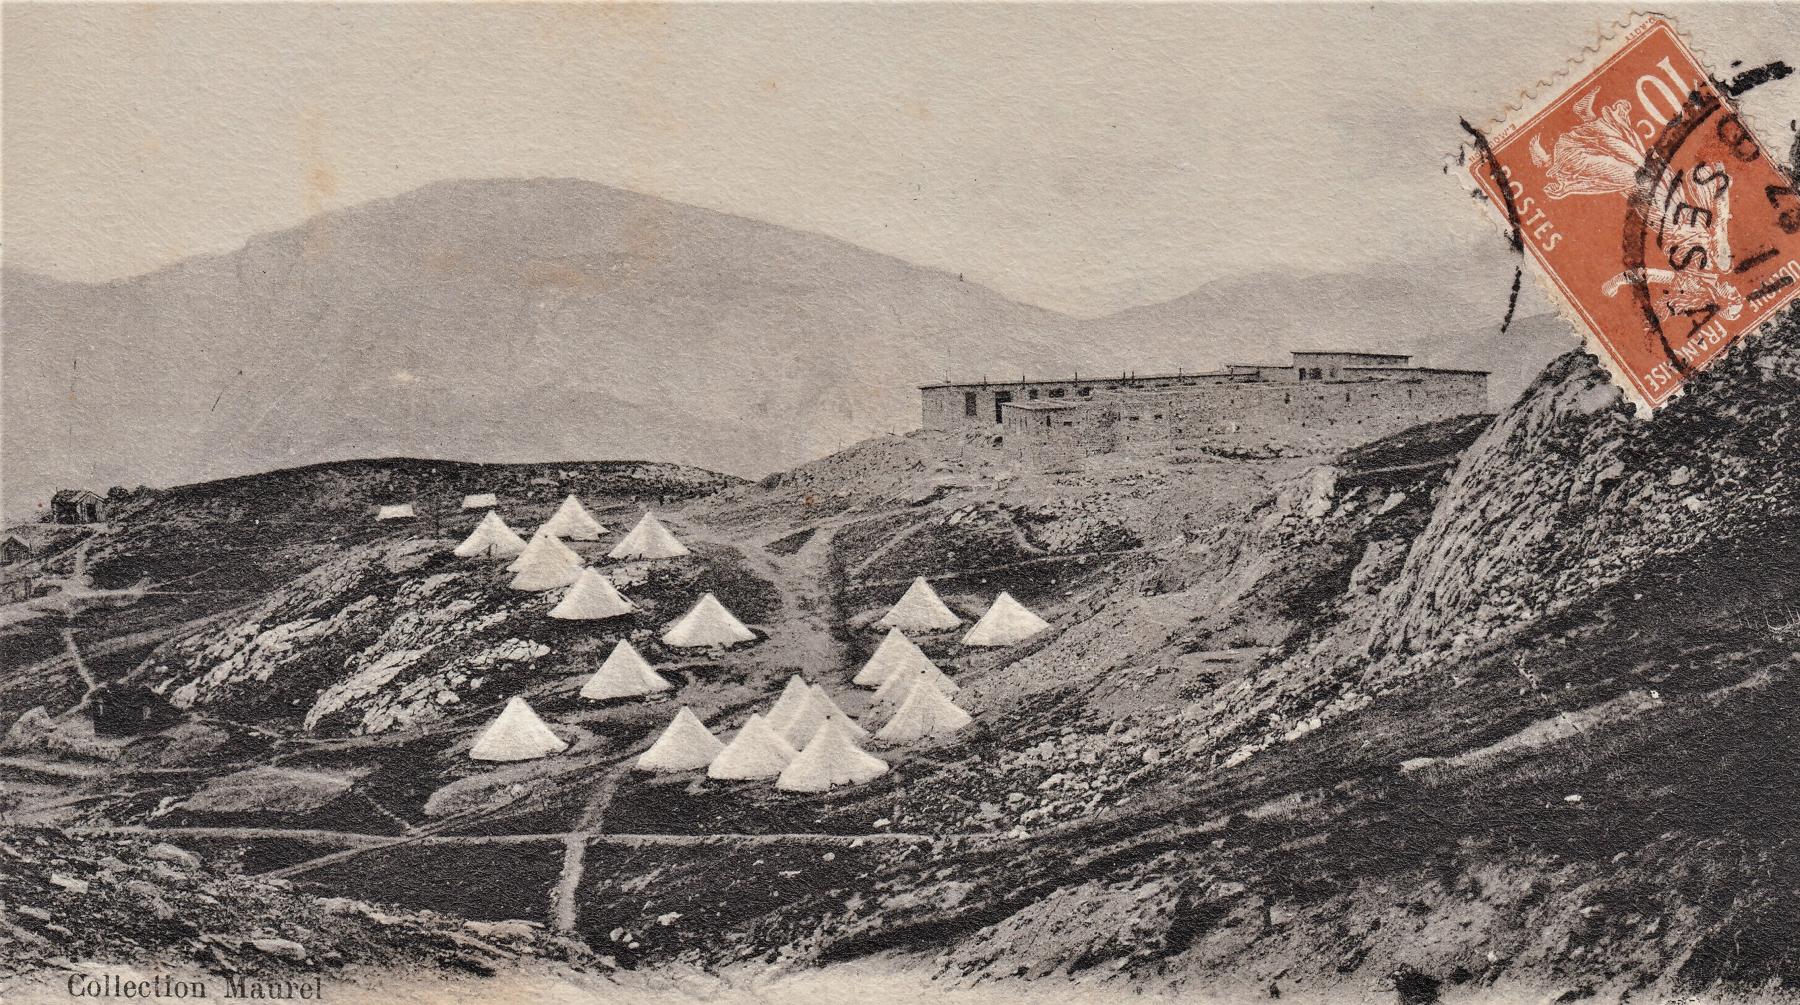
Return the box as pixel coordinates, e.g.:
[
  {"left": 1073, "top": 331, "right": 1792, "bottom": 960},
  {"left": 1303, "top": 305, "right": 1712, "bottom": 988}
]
[{"left": 922, "top": 349, "right": 1488, "bottom": 467}]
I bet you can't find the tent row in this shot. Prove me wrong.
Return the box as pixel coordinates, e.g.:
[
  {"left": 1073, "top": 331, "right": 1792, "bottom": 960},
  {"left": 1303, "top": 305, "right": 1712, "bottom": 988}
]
[
  {"left": 452, "top": 499, "right": 691, "bottom": 563},
  {"left": 455, "top": 507, "right": 753, "bottom": 645},
  {"left": 876, "top": 576, "right": 1050, "bottom": 648},
  {"left": 635, "top": 666, "right": 971, "bottom": 791}
]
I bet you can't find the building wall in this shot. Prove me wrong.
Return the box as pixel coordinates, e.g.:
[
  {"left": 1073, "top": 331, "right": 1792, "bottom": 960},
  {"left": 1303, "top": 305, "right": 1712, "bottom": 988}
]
[
  {"left": 993, "top": 371, "right": 1488, "bottom": 464},
  {"left": 1288, "top": 373, "right": 1487, "bottom": 434},
  {"left": 920, "top": 373, "right": 1238, "bottom": 433},
  {"left": 1001, "top": 405, "right": 1102, "bottom": 467}
]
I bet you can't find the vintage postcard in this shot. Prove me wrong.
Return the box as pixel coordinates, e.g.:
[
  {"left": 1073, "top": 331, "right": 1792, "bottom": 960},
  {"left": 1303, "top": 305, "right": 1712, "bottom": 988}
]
[{"left": 2, "top": 4, "right": 1797, "bottom": 1005}]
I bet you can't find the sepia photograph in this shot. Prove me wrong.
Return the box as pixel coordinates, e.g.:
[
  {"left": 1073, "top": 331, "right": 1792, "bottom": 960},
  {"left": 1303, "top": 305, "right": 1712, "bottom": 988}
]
[{"left": 2, "top": 3, "right": 1798, "bottom": 1003}]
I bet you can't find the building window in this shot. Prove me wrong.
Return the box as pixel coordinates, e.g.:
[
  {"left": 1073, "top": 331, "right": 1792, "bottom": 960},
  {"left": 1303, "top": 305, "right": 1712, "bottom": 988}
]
[
  {"left": 1077, "top": 387, "right": 1092, "bottom": 397},
  {"left": 963, "top": 391, "right": 978, "bottom": 417},
  {"left": 1153, "top": 413, "right": 1163, "bottom": 420},
  {"left": 1345, "top": 391, "right": 1352, "bottom": 402},
  {"left": 1284, "top": 393, "right": 1290, "bottom": 404},
  {"left": 993, "top": 391, "right": 1012, "bottom": 423},
  {"left": 1049, "top": 388, "right": 1066, "bottom": 398},
  {"left": 1028, "top": 389, "right": 1039, "bottom": 400}
]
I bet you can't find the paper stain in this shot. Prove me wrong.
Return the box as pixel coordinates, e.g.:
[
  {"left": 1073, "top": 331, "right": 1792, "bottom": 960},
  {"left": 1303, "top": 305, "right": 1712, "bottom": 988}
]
[{"left": 300, "top": 107, "right": 338, "bottom": 259}]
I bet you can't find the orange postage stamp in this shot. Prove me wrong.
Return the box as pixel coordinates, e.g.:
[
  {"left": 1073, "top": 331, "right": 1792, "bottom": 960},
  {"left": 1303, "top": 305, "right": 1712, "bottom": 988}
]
[{"left": 1465, "top": 15, "right": 1800, "bottom": 413}]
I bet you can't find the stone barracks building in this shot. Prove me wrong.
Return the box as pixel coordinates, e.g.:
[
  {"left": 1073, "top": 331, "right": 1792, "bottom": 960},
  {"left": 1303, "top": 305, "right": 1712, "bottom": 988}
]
[{"left": 919, "top": 351, "right": 1488, "bottom": 466}]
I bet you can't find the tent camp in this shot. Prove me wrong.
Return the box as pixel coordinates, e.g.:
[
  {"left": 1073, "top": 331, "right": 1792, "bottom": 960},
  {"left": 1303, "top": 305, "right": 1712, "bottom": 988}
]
[
  {"left": 962, "top": 592, "right": 1051, "bottom": 647},
  {"left": 470, "top": 697, "right": 568, "bottom": 762},
  {"left": 852, "top": 628, "right": 950, "bottom": 689},
  {"left": 541, "top": 494, "right": 606, "bottom": 541},
  {"left": 661, "top": 593, "right": 756, "bottom": 648},
  {"left": 707, "top": 713, "right": 798, "bottom": 780},
  {"left": 608, "top": 513, "right": 691, "bottom": 560},
  {"left": 461, "top": 493, "right": 499, "bottom": 510},
  {"left": 637, "top": 706, "right": 724, "bottom": 772},
  {"left": 375, "top": 504, "right": 416, "bottom": 521},
  {"left": 874, "top": 680, "right": 972, "bottom": 744},
  {"left": 776, "top": 684, "right": 866, "bottom": 748},
  {"left": 580, "top": 641, "right": 671, "bottom": 701},
  {"left": 508, "top": 531, "right": 584, "bottom": 591},
  {"left": 776, "top": 719, "right": 889, "bottom": 792},
  {"left": 878, "top": 578, "right": 962, "bottom": 632},
  {"left": 549, "top": 569, "right": 635, "bottom": 620},
  {"left": 453, "top": 512, "right": 529, "bottom": 560}
]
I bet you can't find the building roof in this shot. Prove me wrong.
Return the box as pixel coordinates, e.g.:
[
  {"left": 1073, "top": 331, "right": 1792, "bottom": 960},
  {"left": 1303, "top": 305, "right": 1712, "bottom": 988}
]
[
  {"left": 52, "top": 488, "right": 103, "bottom": 503},
  {"left": 918, "top": 369, "right": 1228, "bottom": 390},
  {"left": 1001, "top": 400, "right": 1079, "bottom": 412},
  {"left": 1290, "top": 350, "right": 1413, "bottom": 359},
  {"left": 1342, "top": 365, "right": 1490, "bottom": 376}
]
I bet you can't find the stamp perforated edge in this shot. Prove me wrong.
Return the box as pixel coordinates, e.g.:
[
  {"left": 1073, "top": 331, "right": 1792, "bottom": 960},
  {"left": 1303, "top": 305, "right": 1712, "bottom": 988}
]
[{"left": 1452, "top": 10, "right": 1796, "bottom": 419}]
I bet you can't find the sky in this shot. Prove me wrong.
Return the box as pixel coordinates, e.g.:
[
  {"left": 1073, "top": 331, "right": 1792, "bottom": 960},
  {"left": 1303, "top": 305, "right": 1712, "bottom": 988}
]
[{"left": 4, "top": 3, "right": 1799, "bottom": 318}]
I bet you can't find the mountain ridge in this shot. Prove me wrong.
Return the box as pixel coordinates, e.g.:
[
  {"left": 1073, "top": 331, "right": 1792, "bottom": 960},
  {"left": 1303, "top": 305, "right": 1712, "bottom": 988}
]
[{"left": 2, "top": 176, "right": 1567, "bottom": 520}]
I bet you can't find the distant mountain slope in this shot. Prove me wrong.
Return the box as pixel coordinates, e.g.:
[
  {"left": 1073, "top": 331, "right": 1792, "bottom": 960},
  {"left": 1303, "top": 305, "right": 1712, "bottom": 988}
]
[
  {"left": 1, "top": 179, "right": 1086, "bottom": 518},
  {"left": 2, "top": 176, "right": 1573, "bottom": 520}
]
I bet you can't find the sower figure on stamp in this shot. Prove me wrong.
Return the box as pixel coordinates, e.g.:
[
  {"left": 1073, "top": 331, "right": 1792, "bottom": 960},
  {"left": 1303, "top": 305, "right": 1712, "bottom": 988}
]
[{"left": 1601, "top": 162, "right": 1744, "bottom": 323}]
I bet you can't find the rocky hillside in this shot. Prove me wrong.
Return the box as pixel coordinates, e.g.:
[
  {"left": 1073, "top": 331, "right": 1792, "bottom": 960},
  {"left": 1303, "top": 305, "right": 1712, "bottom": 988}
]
[
  {"left": 0, "top": 826, "right": 594, "bottom": 990},
  {"left": 697, "top": 314, "right": 1799, "bottom": 1001},
  {"left": 0, "top": 458, "right": 735, "bottom": 725},
  {"left": 3, "top": 313, "right": 1795, "bottom": 1002}
]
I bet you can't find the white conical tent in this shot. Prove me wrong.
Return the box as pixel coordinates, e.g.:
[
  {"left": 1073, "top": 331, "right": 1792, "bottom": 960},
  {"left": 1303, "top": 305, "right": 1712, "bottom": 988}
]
[
  {"left": 962, "top": 592, "right": 1051, "bottom": 647},
  {"left": 541, "top": 495, "right": 606, "bottom": 541},
  {"left": 549, "top": 569, "right": 635, "bottom": 620},
  {"left": 508, "top": 531, "right": 584, "bottom": 591},
  {"left": 776, "top": 719, "right": 889, "bottom": 792},
  {"left": 376, "top": 504, "right": 416, "bottom": 521},
  {"left": 875, "top": 680, "right": 972, "bottom": 744},
  {"left": 775, "top": 685, "right": 868, "bottom": 749},
  {"left": 636, "top": 706, "right": 724, "bottom": 772},
  {"left": 608, "top": 513, "right": 691, "bottom": 560},
  {"left": 808, "top": 685, "right": 868, "bottom": 739},
  {"left": 868, "top": 654, "right": 959, "bottom": 711},
  {"left": 853, "top": 628, "right": 950, "bottom": 689},
  {"left": 470, "top": 697, "right": 568, "bottom": 762},
  {"left": 765, "top": 675, "right": 815, "bottom": 733},
  {"left": 661, "top": 593, "right": 756, "bottom": 648},
  {"left": 580, "top": 641, "right": 671, "bottom": 701},
  {"left": 775, "top": 687, "right": 826, "bottom": 748},
  {"left": 461, "top": 493, "right": 498, "bottom": 510},
  {"left": 879, "top": 578, "right": 962, "bottom": 632},
  {"left": 453, "top": 512, "right": 530, "bottom": 560},
  {"left": 707, "top": 713, "right": 799, "bottom": 780},
  {"left": 508, "top": 529, "right": 582, "bottom": 572}
]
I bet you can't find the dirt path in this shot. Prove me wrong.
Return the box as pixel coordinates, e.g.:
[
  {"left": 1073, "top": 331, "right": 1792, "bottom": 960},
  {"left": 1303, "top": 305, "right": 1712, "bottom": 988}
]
[
  {"left": 733, "top": 524, "right": 845, "bottom": 674},
  {"left": 60, "top": 628, "right": 97, "bottom": 694},
  {"left": 860, "top": 546, "right": 1146, "bottom": 589},
  {"left": 846, "top": 516, "right": 931, "bottom": 578},
  {"left": 550, "top": 764, "right": 630, "bottom": 933},
  {"left": 53, "top": 824, "right": 981, "bottom": 848}
]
